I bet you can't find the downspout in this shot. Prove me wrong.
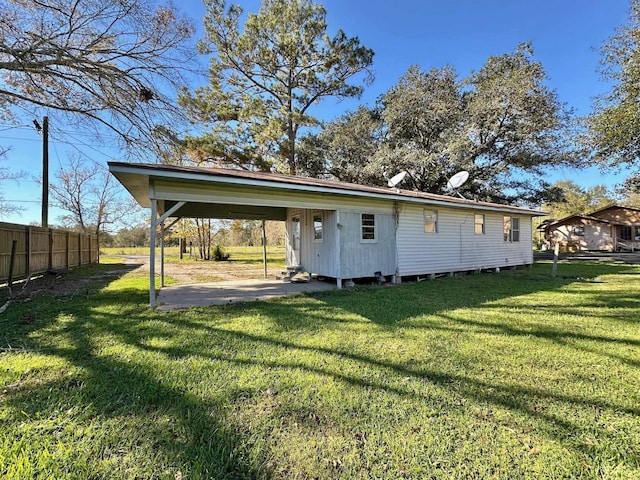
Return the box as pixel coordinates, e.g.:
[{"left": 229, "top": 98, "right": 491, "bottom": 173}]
[
  {"left": 336, "top": 210, "right": 342, "bottom": 289},
  {"left": 393, "top": 202, "right": 401, "bottom": 284}
]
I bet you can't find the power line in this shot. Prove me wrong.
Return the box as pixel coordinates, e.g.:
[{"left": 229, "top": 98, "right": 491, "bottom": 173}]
[
  {"left": 0, "top": 122, "right": 123, "bottom": 140},
  {"left": 0, "top": 135, "right": 40, "bottom": 142}
]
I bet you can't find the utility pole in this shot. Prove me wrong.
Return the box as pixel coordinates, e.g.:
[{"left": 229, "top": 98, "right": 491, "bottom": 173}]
[{"left": 41, "top": 116, "right": 49, "bottom": 228}]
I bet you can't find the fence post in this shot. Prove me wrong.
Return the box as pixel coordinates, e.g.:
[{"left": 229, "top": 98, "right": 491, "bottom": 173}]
[
  {"left": 66, "top": 231, "right": 70, "bottom": 270},
  {"left": 552, "top": 242, "right": 560, "bottom": 278},
  {"left": 26, "top": 225, "right": 31, "bottom": 278},
  {"left": 7, "top": 240, "right": 17, "bottom": 295},
  {"left": 78, "top": 233, "right": 82, "bottom": 267},
  {"left": 48, "top": 228, "right": 53, "bottom": 270}
]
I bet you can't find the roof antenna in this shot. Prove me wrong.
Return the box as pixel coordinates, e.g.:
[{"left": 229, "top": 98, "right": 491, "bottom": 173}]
[{"left": 446, "top": 170, "right": 469, "bottom": 199}]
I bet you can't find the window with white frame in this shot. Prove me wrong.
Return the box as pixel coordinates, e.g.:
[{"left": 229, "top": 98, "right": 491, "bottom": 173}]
[
  {"left": 313, "top": 213, "right": 323, "bottom": 242},
  {"left": 361, "top": 213, "right": 376, "bottom": 241},
  {"left": 474, "top": 214, "right": 485, "bottom": 235},
  {"left": 423, "top": 209, "right": 438, "bottom": 233},
  {"left": 504, "top": 216, "right": 520, "bottom": 242}
]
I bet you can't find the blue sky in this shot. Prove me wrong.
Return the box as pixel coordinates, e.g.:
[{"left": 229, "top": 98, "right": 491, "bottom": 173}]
[{"left": 1, "top": 0, "right": 633, "bottom": 225}]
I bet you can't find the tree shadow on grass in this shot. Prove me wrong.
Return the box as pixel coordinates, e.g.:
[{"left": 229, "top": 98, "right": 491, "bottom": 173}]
[
  {"left": 1, "top": 263, "right": 269, "bottom": 479},
  {"left": 258, "top": 262, "right": 637, "bottom": 333},
  {"left": 3, "top": 261, "right": 639, "bottom": 477},
  {"left": 99, "top": 312, "right": 640, "bottom": 473}
]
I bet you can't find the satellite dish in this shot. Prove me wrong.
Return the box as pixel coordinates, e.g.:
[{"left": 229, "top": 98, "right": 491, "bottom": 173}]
[
  {"left": 387, "top": 171, "right": 408, "bottom": 188},
  {"left": 446, "top": 170, "right": 469, "bottom": 190}
]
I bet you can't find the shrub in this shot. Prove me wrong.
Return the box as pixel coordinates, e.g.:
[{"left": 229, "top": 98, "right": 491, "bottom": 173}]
[{"left": 213, "top": 244, "right": 230, "bottom": 261}]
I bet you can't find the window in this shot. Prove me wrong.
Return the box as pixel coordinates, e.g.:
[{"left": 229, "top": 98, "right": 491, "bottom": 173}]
[
  {"left": 504, "top": 216, "right": 520, "bottom": 242},
  {"left": 621, "top": 225, "right": 640, "bottom": 241},
  {"left": 511, "top": 217, "right": 520, "bottom": 242},
  {"left": 474, "top": 214, "right": 485, "bottom": 235},
  {"left": 573, "top": 226, "right": 585, "bottom": 236},
  {"left": 361, "top": 213, "right": 376, "bottom": 241},
  {"left": 423, "top": 209, "right": 438, "bottom": 233},
  {"left": 313, "top": 213, "right": 323, "bottom": 242}
]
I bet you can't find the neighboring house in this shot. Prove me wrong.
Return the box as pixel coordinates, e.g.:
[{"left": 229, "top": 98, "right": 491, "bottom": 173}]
[
  {"left": 541, "top": 205, "right": 640, "bottom": 252},
  {"left": 108, "top": 162, "right": 544, "bottom": 307}
]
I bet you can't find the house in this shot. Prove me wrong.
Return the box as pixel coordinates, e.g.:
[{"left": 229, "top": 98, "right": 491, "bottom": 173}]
[
  {"left": 108, "top": 162, "right": 544, "bottom": 307},
  {"left": 540, "top": 204, "right": 640, "bottom": 252}
]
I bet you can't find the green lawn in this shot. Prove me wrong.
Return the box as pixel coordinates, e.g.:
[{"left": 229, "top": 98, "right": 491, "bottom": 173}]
[{"left": 1, "top": 262, "right": 639, "bottom": 479}]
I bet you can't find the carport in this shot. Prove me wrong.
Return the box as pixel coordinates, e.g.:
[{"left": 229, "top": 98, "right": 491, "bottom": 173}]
[
  {"left": 108, "top": 162, "right": 297, "bottom": 308},
  {"left": 109, "top": 161, "right": 368, "bottom": 308},
  {"left": 108, "top": 162, "right": 404, "bottom": 308}
]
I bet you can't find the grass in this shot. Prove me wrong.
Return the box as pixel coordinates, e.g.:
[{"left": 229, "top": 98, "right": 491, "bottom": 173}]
[{"left": 1, "top": 261, "right": 639, "bottom": 479}]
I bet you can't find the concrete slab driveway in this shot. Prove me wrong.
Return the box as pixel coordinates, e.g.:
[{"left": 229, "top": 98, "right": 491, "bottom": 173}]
[{"left": 156, "top": 278, "right": 336, "bottom": 311}]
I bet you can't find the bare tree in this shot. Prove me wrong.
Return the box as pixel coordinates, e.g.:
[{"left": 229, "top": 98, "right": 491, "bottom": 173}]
[
  {"left": 0, "top": 0, "right": 197, "bottom": 155},
  {"left": 49, "top": 156, "right": 138, "bottom": 236},
  {"left": 0, "top": 147, "right": 25, "bottom": 216}
]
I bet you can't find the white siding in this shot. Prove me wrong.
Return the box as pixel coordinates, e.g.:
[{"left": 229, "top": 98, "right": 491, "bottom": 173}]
[
  {"left": 285, "top": 209, "right": 340, "bottom": 277},
  {"left": 397, "top": 206, "right": 533, "bottom": 276},
  {"left": 301, "top": 210, "right": 340, "bottom": 277},
  {"left": 339, "top": 211, "right": 396, "bottom": 279}
]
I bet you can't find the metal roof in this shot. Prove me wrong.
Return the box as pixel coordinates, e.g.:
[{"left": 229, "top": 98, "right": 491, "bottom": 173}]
[{"left": 108, "top": 161, "right": 545, "bottom": 216}]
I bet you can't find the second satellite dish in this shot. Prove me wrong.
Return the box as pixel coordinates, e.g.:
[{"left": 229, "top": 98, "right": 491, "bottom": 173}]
[
  {"left": 387, "top": 171, "right": 408, "bottom": 188},
  {"left": 446, "top": 170, "right": 469, "bottom": 190}
]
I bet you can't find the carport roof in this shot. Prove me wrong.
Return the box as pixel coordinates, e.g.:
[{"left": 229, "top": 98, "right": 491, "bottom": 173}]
[
  {"left": 108, "top": 161, "right": 544, "bottom": 216},
  {"left": 543, "top": 214, "right": 613, "bottom": 230}
]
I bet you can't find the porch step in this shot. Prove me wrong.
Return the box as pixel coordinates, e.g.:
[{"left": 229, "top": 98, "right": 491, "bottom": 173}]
[
  {"left": 275, "top": 266, "right": 304, "bottom": 282},
  {"left": 276, "top": 268, "right": 296, "bottom": 281}
]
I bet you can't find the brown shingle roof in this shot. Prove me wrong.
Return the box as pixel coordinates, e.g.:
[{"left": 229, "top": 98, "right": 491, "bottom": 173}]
[{"left": 108, "top": 162, "right": 543, "bottom": 215}]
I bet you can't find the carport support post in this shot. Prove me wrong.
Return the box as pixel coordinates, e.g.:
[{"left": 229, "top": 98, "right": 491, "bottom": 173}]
[
  {"left": 160, "top": 223, "right": 165, "bottom": 288},
  {"left": 261, "top": 220, "right": 267, "bottom": 279},
  {"left": 148, "top": 201, "right": 187, "bottom": 309},
  {"left": 150, "top": 199, "right": 157, "bottom": 308}
]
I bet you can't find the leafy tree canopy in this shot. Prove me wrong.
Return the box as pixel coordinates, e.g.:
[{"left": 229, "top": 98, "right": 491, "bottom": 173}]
[
  {"left": 179, "top": 0, "right": 374, "bottom": 173},
  {"left": 301, "top": 43, "right": 577, "bottom": 205},
  {"left": 541, "top": 180, "right": 616, "bottom": 220},
  {"left": 587, "top": 0, "right": 640, "bottom": 169}
]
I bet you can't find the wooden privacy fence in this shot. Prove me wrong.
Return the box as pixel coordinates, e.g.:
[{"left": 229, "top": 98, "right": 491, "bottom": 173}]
[{"left": 0, "top": 222, "right": 99, "bottom": 283}]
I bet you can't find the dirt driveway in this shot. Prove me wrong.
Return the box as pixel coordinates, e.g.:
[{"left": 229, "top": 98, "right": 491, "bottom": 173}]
[
  {"left": 115, "top": 255, "right": 336, "bottom": 310},
  {"left": 117, "top": 254, "right": 279, "bottom": 284}
]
